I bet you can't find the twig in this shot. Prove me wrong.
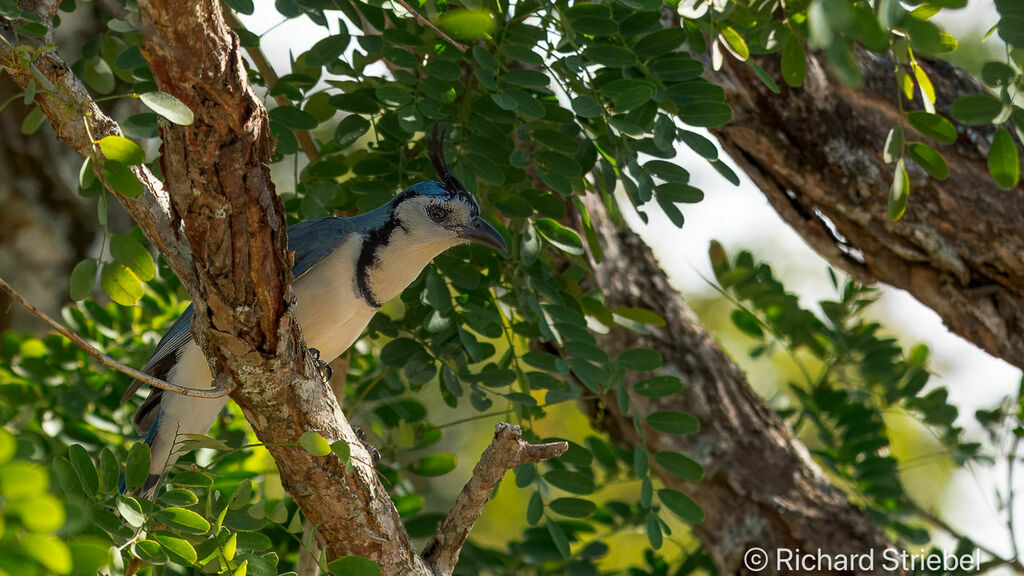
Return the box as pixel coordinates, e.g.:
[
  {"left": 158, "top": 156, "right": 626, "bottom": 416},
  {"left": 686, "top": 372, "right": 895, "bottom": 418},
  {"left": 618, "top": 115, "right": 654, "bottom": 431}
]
[
  {"left": 219, "top": 4, "right": 320, "bottom": 162},
  {"left": 391, "top": 0, "right": 468, "bottom": 53},
  {"left": 421, "top": 423, "right": 567, "bottom": 576},
  {"left": 1009, "top": 433, "right": 1021, "bottom": 560},
  {"left": 0, "top": 277, "right": 233, "bottom": 399},
  {"left": 914, "top": 503, "right": 1024, "bottom": 574}
]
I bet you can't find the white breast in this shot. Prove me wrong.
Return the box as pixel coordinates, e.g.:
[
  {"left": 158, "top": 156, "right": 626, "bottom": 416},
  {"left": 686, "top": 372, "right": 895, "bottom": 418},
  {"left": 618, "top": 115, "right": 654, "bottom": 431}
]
[{"left": 292, "top": 235, "right": 377, "bottom": 362}]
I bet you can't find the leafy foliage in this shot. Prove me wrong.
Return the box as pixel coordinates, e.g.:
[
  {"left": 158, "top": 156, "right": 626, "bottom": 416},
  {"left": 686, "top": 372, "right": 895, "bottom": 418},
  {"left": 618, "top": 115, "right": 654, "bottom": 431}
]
[{"left": 2, "top": 0, "right": 1023, "bottom": 573}]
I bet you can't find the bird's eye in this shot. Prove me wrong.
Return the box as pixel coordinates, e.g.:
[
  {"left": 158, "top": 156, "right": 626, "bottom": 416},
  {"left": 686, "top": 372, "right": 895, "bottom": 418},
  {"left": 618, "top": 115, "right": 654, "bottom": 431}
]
[{"left": 428, "top": 205, "right": 450, "bottom": 222}]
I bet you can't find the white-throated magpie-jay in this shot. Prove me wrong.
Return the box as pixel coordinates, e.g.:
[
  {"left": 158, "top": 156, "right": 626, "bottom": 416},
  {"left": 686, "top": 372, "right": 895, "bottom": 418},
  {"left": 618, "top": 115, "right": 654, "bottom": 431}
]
[{"left": 123, "top": 127, "right": 506, "bottom": 497}]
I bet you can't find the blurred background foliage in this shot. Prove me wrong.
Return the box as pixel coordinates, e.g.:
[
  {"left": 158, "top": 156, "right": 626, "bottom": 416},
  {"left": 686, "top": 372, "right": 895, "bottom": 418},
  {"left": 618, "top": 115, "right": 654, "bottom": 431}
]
[{"left": 1, "top": 0, "right": 1023, "bottom": 574}]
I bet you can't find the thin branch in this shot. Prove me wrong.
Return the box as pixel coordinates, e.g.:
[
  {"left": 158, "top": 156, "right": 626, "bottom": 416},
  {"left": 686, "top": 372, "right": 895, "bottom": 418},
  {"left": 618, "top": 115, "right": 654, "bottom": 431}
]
[
  {"left": 0, "top": 277, "right": 233, "bottom": 399},
  {"left": 421, "top": 423, "right": 567, "bottom": 576},
  {"left": 391, "top": 0, "right": 468, "bottom": 53},
  {"left": 1009, "top": 433, "right": 1021, "bottom": 560},
  {"left": 219, "top": 5, "right": 320, "bottom": 163},
  {"left": 914, "top": 503, "right": 1024, "bottom": 574}
]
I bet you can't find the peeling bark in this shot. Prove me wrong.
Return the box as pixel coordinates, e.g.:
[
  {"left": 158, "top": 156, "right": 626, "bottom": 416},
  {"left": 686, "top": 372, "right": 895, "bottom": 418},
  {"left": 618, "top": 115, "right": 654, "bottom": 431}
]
[
  {"left": 710, "top": 50, "right": 1024, "bottom": 370},
  {"left": 581, "top": 194, "right": 891, "bottom": 575}
]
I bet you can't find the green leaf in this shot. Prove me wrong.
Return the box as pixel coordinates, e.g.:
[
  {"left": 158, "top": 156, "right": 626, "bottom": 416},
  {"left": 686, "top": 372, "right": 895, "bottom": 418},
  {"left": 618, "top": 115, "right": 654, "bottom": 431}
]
[
  {"left": 646, "top": 411, "right": 699, "bottom": 435},
  {"left": 97, "top": 135, "right": 144, "bottom": 165},
  {"left": 99, "top": 447, "right": 119, "bottom": 493},
  {"left": 883, "top": 125, "right": 903, "bottom": 164},
  {"left": 110, "top": 234, "right": 155, "bottom": 281},
  {"left": 547, "top": 520, "right": 572, "bottom": 558},
  {"left": 101, "top": 260, "right": 144, "bottom": 306},
  {"left": 549, "top": 497, "right": 595, "bottom": 518},
  {"left": 117, "top": 495, "right": 146, "bottom": 528},
  {"left": 154, "top": 507, "right": 211, "bottom": 535},
  {"left": 988, "top": 127, "right": 1020, "bottom": 190},
  {"left": 334, "top": 114, "right": 370, "bottom": 149},
  {"left": 584, "top": 45, "right": 637, "bottom": 67},
  {"left": 159, "top": 489, "right": 199, "bottom": 507},
  {"left": 907, "top": 142, "right": 949, "bottom": 180},
  {"left": 103, "top": 161, "right": 143, "bottom": 198},
  {"left": 888, "top": 158, "right": 910, "bottom": 221},
  {"left": 22, "top": 534, "right": 71, "bottom": 575},
  {"left": 306, "top": 33, "right": 351, "bottom": 67},
  {"left": 679, "top": 102, "right": 732, "bottom": 128},
  {"left": 69, "top": 258, "right": 98, "bottom": 300},
  {"left": 408, "top": 454, "right": 457, "bottom": 476},
  {"left": 328, "top": 556, "right": 382, "bottom": 576},
  {"left": 69, "top": 444, "right": 99, "bottom": 497},
  {"left": 906, "top": 111, "right": 956, "bottom": 144},
  {"left": 134, "top": 539, "right": 168, "bottom": 564},
  {"left": 950, "top": 94, "right": 1004, "bottom": 126},
  {"left": 299, "top": 431, "right": 332, "bottom": 457},
  {"left": 634, "top": 375, "right": 683, "bottom": 398},
  {"left": 658, "top": 488, "right": 703, "bottom": 524},
  {"left": 154, "top": 533, "right": 197, "bottom": 564},
  {"left": 613, "top": 307, "right": 666, "bottom": 327},
  {"left": 656, "top": 183, "right": 704, "bottom": 204},
  {"left": 380, "top": 338, "right": 425, "bottom": 367},
  {"left": 644, "top": 160, "right": 689, "bottom": 183},
  {"left": 331, "top": 440, "right": 351, "bottom": 466},
  {"left": 719, "top": 27, "right": 749, "bottom": 60},
  {"left": 679, "top": 130, "right": 718, "bottom": 159},
  {"left": 437, "top": 9, "right": 495, "bottom": 40},
  {"left": 653, "top": 451, "right": 704, "bottom": 482},
  {"left": 535, "top": 219, "right": 584, "bottom": 255},
  {"left": 544, "top": 470, "right": 595, "bottom": 494},
  {"left": 781, "top": 34, "right": 807, "bottom": 87},
  {"left": 139, "top": 92, "right": 195, "bottom": 126},
  {"left": 618, "top": 348, "right": 663, "bottom": 371},
  {"left": 571, "top": 95, "right": 603, "bottom": 118},
  {"left": 125, "top": 443, "right": 151, "bottom": 492},
  {"left": 269, "top": 106, "right": 319, "bottom": 130},
  {"left": 647, "top": 511, "right": 663, "bottom": 549},
  {"left": 502, "top": 69, "right": 549, "bottom": 87},
  {"left": 526, "top": 491, "right": 543, "bottom": 525},
  {"left": 21, "top": 105, "right": 46, "bottom": 135}
]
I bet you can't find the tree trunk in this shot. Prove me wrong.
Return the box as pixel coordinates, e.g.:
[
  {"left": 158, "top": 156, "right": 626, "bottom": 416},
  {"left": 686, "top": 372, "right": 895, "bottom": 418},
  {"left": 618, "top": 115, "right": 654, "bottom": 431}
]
[
  {"left": 579, "top": 194, "right": 890, "bottom": 575},
  {"left": 711, "top": 50, "right": 1024, "bottom": 370}
]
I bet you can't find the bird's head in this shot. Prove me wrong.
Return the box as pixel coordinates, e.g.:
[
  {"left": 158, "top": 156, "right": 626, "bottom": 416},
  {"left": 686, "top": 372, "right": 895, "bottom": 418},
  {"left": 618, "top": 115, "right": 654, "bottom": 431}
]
[{"left": 385, "top": 125, "right": 507, "bottom": 253}]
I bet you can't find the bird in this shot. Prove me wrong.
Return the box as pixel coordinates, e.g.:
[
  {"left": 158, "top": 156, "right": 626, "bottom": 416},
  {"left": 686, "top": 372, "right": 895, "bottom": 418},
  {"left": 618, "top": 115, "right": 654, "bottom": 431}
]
[{"left": 122, "top": 126, "right": 507, "bottom": 497}]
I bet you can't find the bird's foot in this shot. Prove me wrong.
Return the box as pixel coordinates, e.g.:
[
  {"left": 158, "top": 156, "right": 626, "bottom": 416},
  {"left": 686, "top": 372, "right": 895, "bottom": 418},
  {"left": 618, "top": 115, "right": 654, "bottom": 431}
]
[
  {"left": 353, "top": 426, "right": 381, "bottom": 466},
  {"left": 308, "top": 348, "right": 333, "bottom": 381}
]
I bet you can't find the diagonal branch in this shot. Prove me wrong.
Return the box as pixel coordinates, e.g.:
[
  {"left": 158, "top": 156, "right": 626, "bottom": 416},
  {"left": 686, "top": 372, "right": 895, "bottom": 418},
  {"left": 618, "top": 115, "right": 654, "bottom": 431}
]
[
  {"left": 422, "top": 424, "right": 568, "bottom": 576},
  {"left": 0, "top": 12, "right": 193, "bottom": 284},
  {"left": 391, "top": 0, "right": 468, "bottom": 53},
  {"left": 0, "top": 277, "right": 233, "bottom": 399}
]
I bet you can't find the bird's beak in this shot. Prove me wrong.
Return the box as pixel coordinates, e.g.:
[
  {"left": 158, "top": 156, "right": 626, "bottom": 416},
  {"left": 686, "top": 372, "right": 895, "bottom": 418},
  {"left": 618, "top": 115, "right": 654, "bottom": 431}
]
[{"left": 460, "top": 217, "right": 508, "bottom": 253}]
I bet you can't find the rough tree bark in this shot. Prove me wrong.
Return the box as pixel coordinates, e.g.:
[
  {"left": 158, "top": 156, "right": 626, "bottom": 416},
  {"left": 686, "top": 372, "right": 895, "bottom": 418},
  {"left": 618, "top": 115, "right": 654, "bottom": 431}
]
[
  {"left": 710, "top": 50, "right": 1024, "bottom": 370},
  {"left": 579, "top": 195, "right": 891, "bottom": 575}
]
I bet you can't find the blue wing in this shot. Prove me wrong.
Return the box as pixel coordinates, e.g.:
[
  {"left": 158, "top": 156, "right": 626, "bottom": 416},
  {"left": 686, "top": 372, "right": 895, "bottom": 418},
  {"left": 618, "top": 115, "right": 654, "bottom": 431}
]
[{"left": 122, "top": 217, "right": 357, "bottom": 419}]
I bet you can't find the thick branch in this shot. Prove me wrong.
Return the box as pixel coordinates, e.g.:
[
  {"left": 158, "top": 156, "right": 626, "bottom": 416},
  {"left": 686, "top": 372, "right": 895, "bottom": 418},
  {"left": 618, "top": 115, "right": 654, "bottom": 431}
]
[
  {"left": 711, "top": 50, "right": 1024, "bottom": 370},
  {"left": 422, "top": 424, "right": 568, "bottom": 576}
]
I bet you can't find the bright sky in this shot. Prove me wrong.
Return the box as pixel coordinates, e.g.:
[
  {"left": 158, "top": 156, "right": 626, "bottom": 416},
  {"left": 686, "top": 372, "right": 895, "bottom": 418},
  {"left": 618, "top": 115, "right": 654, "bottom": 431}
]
[{"left": 240, "top": 0, "right": 1023, "bottom": 562}]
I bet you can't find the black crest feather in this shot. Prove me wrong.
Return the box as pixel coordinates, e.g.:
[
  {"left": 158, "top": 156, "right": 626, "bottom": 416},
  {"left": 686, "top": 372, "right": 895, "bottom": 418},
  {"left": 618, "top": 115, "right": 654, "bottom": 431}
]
[
  {"left": 428, "top": 124, "right": 464, "bottom": 193},
  {"left": 426, "top": 124, "right": 479, "bottom": 215}
]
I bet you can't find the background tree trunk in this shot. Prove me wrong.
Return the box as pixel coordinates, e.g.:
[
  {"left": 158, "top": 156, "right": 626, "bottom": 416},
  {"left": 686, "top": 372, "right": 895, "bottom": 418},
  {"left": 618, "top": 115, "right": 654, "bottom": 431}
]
[
  {"left": 578, "top": 194, "right": 890, "bottom": 575},
  {"left": 710, "top": 50, "right": 1024, "bottom": 370}
]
